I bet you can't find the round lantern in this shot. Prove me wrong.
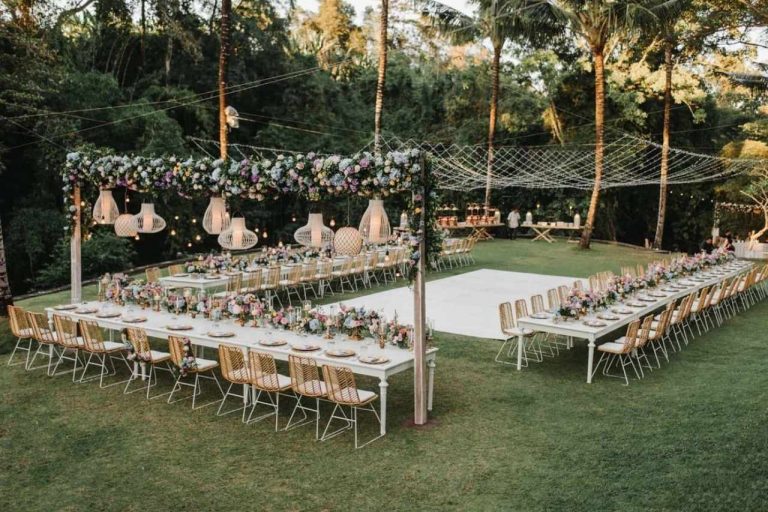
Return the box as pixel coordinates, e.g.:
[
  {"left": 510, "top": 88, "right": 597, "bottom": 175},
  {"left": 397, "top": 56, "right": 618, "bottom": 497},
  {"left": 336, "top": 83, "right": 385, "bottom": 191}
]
[
  {"left": 134, "top": 203, "right": 166, "bottom": 233},
  {"left": 218, "top": 217, "right": 258, "bottom": 250},
  {"left": 203, "top": 196, "right": 230, "bottom": 235},
  {"left": 294, "top": 213, "right": 334, "bottom": 249},
  {"left": 334, "top": 227, "right": 363, "bottom": 256},
  {"left": 92, "top": 189, "right": 120, "bottom": 224},
  {"left": 359, "top": 199, "right": 391, "bottom": 244},
  {"left": 114, "top": 213, "right": 138, "bottom": 237}
]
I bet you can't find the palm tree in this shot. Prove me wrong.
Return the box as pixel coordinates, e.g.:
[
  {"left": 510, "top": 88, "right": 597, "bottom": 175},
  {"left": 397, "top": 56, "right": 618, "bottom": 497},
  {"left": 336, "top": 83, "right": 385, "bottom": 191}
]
[
  {"left": 421, "top": 0, "right": 555, "bottom": 212},
  {"left": 374, "top": 0, "right": 389, "bottom": 156},
  {"left": 545, "top": 1, "right": 660, "bottom": 249},
  {"left": 219, "top": 0, "right": 232, "bottom": 159},
  {"left": 650, "top": 1, "right": 690, "bottom": 250}
]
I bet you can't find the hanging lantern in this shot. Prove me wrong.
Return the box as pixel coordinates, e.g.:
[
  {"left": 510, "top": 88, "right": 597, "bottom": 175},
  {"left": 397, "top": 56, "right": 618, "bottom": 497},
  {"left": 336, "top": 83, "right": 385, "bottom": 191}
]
[
  {"left": 294, "top": 213, "right": 334, "bottom": 248},
  {"left": 334, "top": 227, "right": 363, "bottom": 256},
  {"left": 218, "top": 217, "right": 258, "bottom": 250},
  {"left": 114, "top": 214, "right": 138, "bottom": 237},
  {"left": 359, "top": 199, "right": 391, "bottom": 244},
  {"left": 92, "top": 189, "right": 120, "bottom": 224},
  {"left": 202, "top": 196, "right": 230, "bottom": 235},
  {"left": 134, "top": 203, "right": 166, "bottom": 233}
]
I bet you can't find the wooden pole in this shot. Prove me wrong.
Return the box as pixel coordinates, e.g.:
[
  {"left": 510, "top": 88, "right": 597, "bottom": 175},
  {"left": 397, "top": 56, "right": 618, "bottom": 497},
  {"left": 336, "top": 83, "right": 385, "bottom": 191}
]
[
  {"left": 413, "top": 155, "right": 428, "bottom": 425},
  {"left": 71, "top": 185, "right": 82, "bottom": 304}
]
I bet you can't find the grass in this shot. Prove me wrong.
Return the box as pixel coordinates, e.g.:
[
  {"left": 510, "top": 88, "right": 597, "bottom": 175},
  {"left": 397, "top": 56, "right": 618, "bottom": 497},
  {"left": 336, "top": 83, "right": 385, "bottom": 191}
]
[{"left": 1, "top": 240, "right": 766, "bottom": 511}]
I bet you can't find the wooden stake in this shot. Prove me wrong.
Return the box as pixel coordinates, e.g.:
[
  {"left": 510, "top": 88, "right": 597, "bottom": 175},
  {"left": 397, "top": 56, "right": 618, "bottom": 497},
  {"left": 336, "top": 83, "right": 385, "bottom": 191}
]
[
  {"left": 71, "top": 185, "right": 82, "bottom": 304},
  {"left": 413, "top": 155, "right": 428, "bottom": 425}
]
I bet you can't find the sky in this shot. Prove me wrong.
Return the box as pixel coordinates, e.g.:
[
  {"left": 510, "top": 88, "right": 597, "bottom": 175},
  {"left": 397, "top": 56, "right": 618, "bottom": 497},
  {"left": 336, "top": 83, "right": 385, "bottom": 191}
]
[{"left": 296, "top": 0, "right": 474, "bottom": 23}]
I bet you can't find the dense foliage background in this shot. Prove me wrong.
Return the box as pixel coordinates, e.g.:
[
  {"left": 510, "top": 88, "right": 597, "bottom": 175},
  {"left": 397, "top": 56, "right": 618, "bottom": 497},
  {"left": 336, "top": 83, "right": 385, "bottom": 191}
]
[{"left": 1, "top": 0, "right": 766, "bottom": 294}]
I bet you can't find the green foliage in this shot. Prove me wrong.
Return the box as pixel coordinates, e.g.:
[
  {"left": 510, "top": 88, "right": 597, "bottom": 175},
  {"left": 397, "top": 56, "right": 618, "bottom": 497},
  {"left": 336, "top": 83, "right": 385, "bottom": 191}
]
[{"left": 32, "top": 231, "right": 136, "bottom": 290}]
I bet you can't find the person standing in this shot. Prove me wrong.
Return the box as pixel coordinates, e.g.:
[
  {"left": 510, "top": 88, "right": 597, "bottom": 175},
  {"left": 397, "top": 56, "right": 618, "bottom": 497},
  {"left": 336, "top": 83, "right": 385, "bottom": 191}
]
[{"left": 507, "top": 208, "right": 520, "bottom": 239}]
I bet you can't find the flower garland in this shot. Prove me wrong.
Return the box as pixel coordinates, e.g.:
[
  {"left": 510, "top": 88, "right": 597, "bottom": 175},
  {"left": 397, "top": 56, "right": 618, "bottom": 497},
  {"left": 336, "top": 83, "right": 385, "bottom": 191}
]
[{"left": 177, "top": 338, "right": 197, "bottom": 377}]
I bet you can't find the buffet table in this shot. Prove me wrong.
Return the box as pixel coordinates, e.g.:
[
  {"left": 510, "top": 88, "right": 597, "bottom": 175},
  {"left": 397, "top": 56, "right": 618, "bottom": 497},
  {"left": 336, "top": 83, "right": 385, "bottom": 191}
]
[
  {"left": 443, "top": 222, "right": 504, "bottom": 240},
  {"left": 516, "top": 260, "right": 751, "bottom": 382},
  {"left": 524, "top": 223, "right": 582, "bottom": 243},
  {"left": 46, "top": 303, "right": 438, "bottom": 435}
]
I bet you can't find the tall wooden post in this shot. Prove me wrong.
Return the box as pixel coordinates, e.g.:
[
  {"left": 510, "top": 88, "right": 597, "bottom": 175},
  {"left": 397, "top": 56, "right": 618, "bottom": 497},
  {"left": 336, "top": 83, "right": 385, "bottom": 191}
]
[
  {"left": 71, "top": 185, "right": 82, "bottom": 303},
  {"left": 413, "top": 155, "right": 428, "bottom": 425}
]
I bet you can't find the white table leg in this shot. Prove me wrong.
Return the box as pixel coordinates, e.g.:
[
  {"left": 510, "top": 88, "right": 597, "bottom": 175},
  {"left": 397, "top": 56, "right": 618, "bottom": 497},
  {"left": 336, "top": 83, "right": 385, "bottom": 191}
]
[
  {"left": 587, "top": 339, "right": 596, "bottom": 383},
  {"left": 516, "top": 334, "right": 524, "bottom": 370},
  {"left": 379, "top": 378, "right": 388, "bottom": 435},
  {"left": 427, "top": 359, "right": 436, "bottom": 411}
]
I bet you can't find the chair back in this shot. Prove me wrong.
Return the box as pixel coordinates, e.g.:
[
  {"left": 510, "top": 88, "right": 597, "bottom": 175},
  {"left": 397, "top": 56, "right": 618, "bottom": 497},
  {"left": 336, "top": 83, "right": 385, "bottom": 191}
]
[
  {"left": 167, "top": 335, "right": 188, "bottom": 369},
  {"left": 636, "top": 316, "right": 653, "bottom": 349},
  {"left": 301, "top": 261, "right": 317, "bottom": 281},
  {"left": 288, "top": 354, "right": 325, "bottom": 397},
  {"left": 243, "top": 271, "right": 262, "bottom": 292},
  {"left": 168, "top": 264, "right": 184, "bottom": 275},
  {"left": 126, "top": 327, "right": 152, "bottom": 359},
  {"left": 286, "top": 265, "right": 302, "bottom": 283},
  {"left": 323, "top": 364, "right": 366, "bottom": 405},
  {"left": 226, "top": 274, "right": 243, "bottom": 293},
  {"left": 498, "top": 302, "right": 516, "bottom": 333},
  {"left": 7, "top": 305, "right": 30, "bottom": 338},
  {"left": 546, "top": 288, "right": 561, "bottom": 310},
  {"left": 557, "top": 285, "right": 569, "bottom": 303},
  {"left": 79, "top": 319, "right": 107, "bottom": 352},
  {"left": 531, "top": 294, "right": 546, "bottom": 314},
  {"left": 27, "top": 311, "right": 56, "bottom": 344},
  {"left": 218, "top": 344, "right": 250, "bottom": 384},
  {"left": 316, "top": 260, "right": 332, "bottom": 279},
  {"left": 514, "top": 299, "right": 529, "bottom": 320},
  {"left": 263, "top": 267, "right": 280, "bottom": 289},
  {"left": 53, "top": 314, "right": 80, "bottom": 349},
  {"left": 651, "top": 309, "right": 672, "bottom": 339},
  {"left": 620, "top": 319, "right": 640, "bottom": 353},
  {"left": 248, "top": 349, "right": 282, "bottom": 391},
  {"left": 146, "top": 267, "right": 161, "bottom": 282},
  {"left": 573, "top": 280, "right": 583, "bottom": 290}
]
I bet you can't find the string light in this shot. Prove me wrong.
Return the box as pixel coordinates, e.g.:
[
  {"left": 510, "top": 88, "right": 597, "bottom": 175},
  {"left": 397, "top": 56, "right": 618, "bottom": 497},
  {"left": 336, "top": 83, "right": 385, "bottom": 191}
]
[
  {"left": 191, "top": 218, "right": 197, "bottom": 224},
  {"left": 195, "top": 234, "right": 201, "bottom": 241},
  {"left": 170, "top": 229, "right": 176, "bottom": 236},
  {"left": 134, "top": 235, "right": 140, "bottom": 240},
  {"left": 330, "top": 218, "right": 336, "bottom": 227},
  {"left": 187, "top": 242, "right": 192, "bottom": 248},
  {"left": 262, "top": 231, "right": 268, "bottom": 239}
]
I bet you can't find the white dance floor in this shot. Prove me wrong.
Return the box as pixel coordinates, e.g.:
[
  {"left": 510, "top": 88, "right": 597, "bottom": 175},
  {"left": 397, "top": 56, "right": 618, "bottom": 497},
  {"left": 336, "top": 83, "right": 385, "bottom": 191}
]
[{"left": 325, "top": 269, "right": 583, "bottom": 340}]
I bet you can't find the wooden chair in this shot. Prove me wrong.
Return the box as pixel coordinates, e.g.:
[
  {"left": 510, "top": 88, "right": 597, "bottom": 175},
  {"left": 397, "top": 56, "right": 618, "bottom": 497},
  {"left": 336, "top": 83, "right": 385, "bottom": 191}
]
[
  {"left": 321, "top": 364, "right": 383, "bottom": 448},
  {"left": 167, "top": 335, "right": 224, "bottom": 409},
  {"left": 216, "top": 344, "right": 252, "bottom": 421},
  {"left": 495, "top": 302, "right": 534, "bottom": 366},
  {"left": 515, "top": 299, "right": 546, "bottom": 360},
  {"left": 78, "top": 319, "right": 131, "bottom": 387},
  {"left": 592, "top": 319, "right": 641, "bottom": 385},
  {"left": 26, "top": 311, "right": 59, "bottom": 374},
  {"left": 123, "top": 327, "right": 174, "bottom": 399},
  {"left": 246, "top": 349, "right": 293, "bottom": 431},
  {"left": 168, "top": 264, "right": 185, "bottom": 275},
  {"left": 7, "top": 305, "right": 34, "bottom": 368},
  {"left": 52, "top": 314, "right": 85, "bottom": 381},
  {"left": 646, "top": 308, "right": 672, "bottom": 367},
  {"left": 145, "top": 267, "right": 161, "bottom": 283},
  {"left": 285, "top": 355, "right": 327, "bottom": 440}
]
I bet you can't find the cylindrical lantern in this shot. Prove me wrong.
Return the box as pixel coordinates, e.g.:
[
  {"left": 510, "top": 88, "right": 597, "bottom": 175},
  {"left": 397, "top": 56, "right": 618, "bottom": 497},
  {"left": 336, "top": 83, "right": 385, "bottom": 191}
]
[
  {"left": 294, "top": 213, "right": 334, "bottom": 248},
  {"left": 218, "top": 217, "right": 258, "bottom": 250},
  {"left": 334, "top": 227, "right": 363, "bottom": 255},
  {"left": 525, "top": 211, "right": 533, "bottom": 225},
  {"left": 134, "top": 203, "right": 166, "bottom": 233},
  {"left": 92, "top": 189, "right": 120, "bottom": 224},
  {"left": 114, "top": 213, "right": 138, "bottom": 237},
  {"left": 203, "top": 196, "right": 230, "bottom": 235},
  {"left": 573, "top": 213, "right": 581, "bottom": 228},
  {"left": 359, "top": 199, "right": 391, "bottom": 244},
  {"left": 399, "top": 211, "right": 409, "bottom": 230}
]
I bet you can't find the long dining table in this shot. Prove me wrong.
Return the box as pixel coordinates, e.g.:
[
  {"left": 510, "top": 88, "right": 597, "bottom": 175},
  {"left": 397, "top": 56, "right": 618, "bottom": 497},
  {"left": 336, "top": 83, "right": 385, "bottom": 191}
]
[
  {"left": 516, "top": 260, "right": 752, "bottom": 383},
  {"left": 45, "top": 302, "right": 437, "bottom": 435}
]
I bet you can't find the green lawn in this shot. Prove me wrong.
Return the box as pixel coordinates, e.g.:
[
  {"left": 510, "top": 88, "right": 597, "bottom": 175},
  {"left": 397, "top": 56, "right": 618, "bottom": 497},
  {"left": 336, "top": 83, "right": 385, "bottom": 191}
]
[{"left": 1, "top": 240, "right": 765, "bottom": 511}]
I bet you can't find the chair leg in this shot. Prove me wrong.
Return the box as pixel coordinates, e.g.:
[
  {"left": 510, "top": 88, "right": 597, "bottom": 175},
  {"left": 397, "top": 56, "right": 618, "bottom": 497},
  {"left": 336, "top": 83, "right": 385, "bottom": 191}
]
[{"left": 7, "top": 337, "right": 33, "bottom": 367}]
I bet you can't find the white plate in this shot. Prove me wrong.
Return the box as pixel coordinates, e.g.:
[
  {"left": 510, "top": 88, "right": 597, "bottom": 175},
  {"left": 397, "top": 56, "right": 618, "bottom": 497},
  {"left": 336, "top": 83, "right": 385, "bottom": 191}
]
[
  {"left": 75, "top": 308, "right": 99, "bottom": 314},
  {"left": 122, "top": 316, "right": 147, "bottom": 323},
  {"left": 96, "top": 312, "right": 121, "bottom": 318},
  {"left": 583, "top": 320, "right": 607, "bottom": 328},
  {"left": 291, "top": 344, "right": 321, "bottom": 352},
  {"left": 530, "top": 312, "right": 550, "bottom": 319},
  {"left": 358, "top": 355, "right": 390, "bottom": 364},
  {"left": 259, "top": 340, "right": 287, "bottom": 347},
  {"left": 54, "top": 304, "right": 78, "bottom": 311},
  {"left": 208, "top": 331, "right": 235, "bottom": 338},
  {"left": 325, "top": 349, "right": 356, "bottom": 358},
  {"left": 167, "top": 324, "right": 194, "bottom": 331}
]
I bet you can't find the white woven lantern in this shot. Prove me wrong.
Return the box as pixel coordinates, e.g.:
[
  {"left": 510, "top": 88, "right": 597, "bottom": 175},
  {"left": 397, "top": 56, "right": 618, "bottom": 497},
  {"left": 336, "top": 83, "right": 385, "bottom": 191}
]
[
  {"left": 134, "top": 203, "right": 166, "bottom": 233},
  {"left": 203, "top": 196, "right": 230, "bottom": 235},
  {"left": 218, "top": 217, "right": 258, "bottom": 250},
  {"left": 359, "top": 199, "right": 391, "bottom": 243},
  {"left": 114, "top": 213, "right": 138, "bottom": 237},
  {"left": 92, "top": 189, "right": 120, "bottom": 224},
  {"left": 294, "top": 213, "right": 334, "bottom": 248},
  {"left": 334, "top": 227, "right": 363, "bottom": 255}
]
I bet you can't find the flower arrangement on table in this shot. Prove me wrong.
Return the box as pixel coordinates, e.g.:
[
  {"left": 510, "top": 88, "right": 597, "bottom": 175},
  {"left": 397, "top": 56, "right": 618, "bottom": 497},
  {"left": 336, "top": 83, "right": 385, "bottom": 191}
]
[{"left": 557, "top": 289, "right": 607, "bottom": 320}]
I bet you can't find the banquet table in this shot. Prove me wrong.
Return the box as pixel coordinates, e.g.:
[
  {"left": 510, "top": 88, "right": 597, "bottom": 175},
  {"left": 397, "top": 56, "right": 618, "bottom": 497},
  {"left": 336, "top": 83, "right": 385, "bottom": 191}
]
[
  {"left": 516, "top": 260, "right": 752, "bottom": 383},
  {"left": 525, "top": 223, "right": 582, "bottom": 243},
  {"left": 46, "top": 303, "right": 438, "bottom": 435}
]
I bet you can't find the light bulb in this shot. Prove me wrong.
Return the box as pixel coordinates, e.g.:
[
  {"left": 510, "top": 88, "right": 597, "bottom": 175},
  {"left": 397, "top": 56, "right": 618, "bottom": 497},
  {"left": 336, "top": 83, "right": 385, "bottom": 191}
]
[
  {"left": 134, "top": 235, "right": 140, "bottom": 241},
  {"left": 262, "top": 231, "right": 268, "bottom": 238},
  {"left": 330, "top": 219, "right": 336, "bottom": 227},
  {"left": 195, "top": 234, "right": 201, "bottom": 241},
  {"left": 171, "top": 229, "right": 176, "bottom": 236}
]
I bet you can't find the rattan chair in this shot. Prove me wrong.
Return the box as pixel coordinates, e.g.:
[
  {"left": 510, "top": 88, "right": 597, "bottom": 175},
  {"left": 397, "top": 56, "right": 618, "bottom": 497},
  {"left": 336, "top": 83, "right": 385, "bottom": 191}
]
[
  {"left": 285, "top": 355, "right": 327, "bottom": 439},
  {"left": 168, "top": 264, "right": 185, "bottom": 275},
  {"left": 299, "top": 261, "right": 318, "bottom": 300},
  {"left": 146, "top": 267, "right": 161, "bottom": 283},
  {"left": 241, "top": 271, "right": 262, "bottom": 294},
  {"left": 314, "top": 260, "right": 334, "bottom": 298},
  {"left": 515, "top": 299, "right": 545, "bottom": 360},
  {"left": 166, "top": 335, "right": 224, "bottom": 409},
  {"left": 351, "top": 254, "right": 368, "bottom": 290},
  {"left": 78, "top": 319, "right": 131, "bottom": 387},
  {"left": 279, "top": 265, "right": 303, "bottom": 306},
  {"left": 495, "top": 302, "right": 535, "bottom": 366},
  {"left": 217, "top": 343, "right": 252, "bottom": 421},
  {"left": 7, "top": 305, "right": 34, "bottom": 368},
  {"left": 261, "top": 266, "right": 283, "bottom": 309},
  {"left": 320, "top": 364, "right": 383, "bottom": 448},
  {"left": 647, "top": 308, "right": 673, "bottom": 367},
  {"left": 592, "top": 319, "right": 641, "bottom": 385},
  {"left": 246, "top": 349, "right": 293, "bottom": 430},
  {"left": 123, "top": 327, "right": 174, "bottom": 399},
  {"left": 52, "top": 314, "right": 85, "bottom": 381},
  {"left": 26, "top": 311, "right": 59, "bottom": 374},
  {"left": 334, "top": 257, "right": 356, "bottom": 292},
  {"left": 546, "top": 288, "right": 561, "bottom": 310}
]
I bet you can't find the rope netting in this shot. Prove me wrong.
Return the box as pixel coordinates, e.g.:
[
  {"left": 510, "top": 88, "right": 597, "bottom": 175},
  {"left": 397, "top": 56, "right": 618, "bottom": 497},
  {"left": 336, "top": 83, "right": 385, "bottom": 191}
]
[{"left": 189, "top": 134, "right": 765, "bottom": 191}]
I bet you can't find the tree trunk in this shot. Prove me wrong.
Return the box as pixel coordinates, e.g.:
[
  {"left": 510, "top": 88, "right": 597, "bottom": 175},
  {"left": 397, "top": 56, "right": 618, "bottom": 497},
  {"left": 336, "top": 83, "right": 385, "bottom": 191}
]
[
  {"left": 653, "top": 40, "right": 673, "bottom": 250},
  {"left": 140, "top": 0, "right": 146, "bottom": 70},
  {"left": 485, "top": 40, "right": 502, "bottom": 212},
  {"left": 218, "top": 0, "right": 232, "bottom": 160},
  {"left": 0, "top": 216, "right": 13, "bottom": 316},
  {"left": 373, "top": 0, "right": 389, "bottom": 156},
  {"left": 580, "top": 50, "right": 605, "bottom": 249},
  {"left": 164, "top": 36, "right": 173, "bottom": 85}
]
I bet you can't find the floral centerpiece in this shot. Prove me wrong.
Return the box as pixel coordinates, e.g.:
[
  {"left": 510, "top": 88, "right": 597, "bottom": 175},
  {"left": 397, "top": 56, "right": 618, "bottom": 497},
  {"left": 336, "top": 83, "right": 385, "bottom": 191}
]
[{"left": 557, "top": 289, "right": 606, "bottom": 320}]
